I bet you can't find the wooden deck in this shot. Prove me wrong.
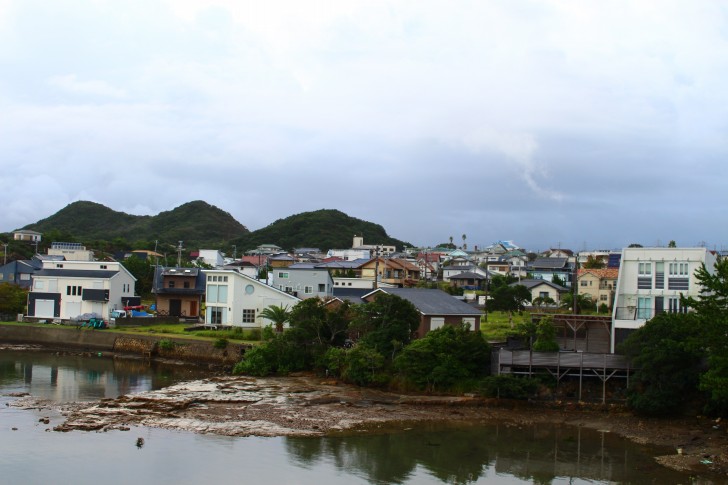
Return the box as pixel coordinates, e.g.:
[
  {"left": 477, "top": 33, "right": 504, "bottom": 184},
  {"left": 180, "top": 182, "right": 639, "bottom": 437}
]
[{"left": 493, "top": 348, "right": 635, "bottom": 403}]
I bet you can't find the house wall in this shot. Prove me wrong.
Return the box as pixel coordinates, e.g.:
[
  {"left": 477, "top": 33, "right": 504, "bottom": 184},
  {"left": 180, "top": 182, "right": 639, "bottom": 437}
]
[
  {"left": 28, "top": 261, "right": 135, "bottom": 321},
  {"left": 417, "top": 315, "right": 481, "bottom": 338},
  {"left": 333, "top": 277, "right": 374, "bottom": 289},
  {"left": 528, "top": 284, "right": 563, "bottom": 303},
  {"left": 611, "top": 247, "right": 716, "bottom": 351},
  {"left": 577, "top": 273, "right": 616, "bottom": 309},
  {"left": 204, "top": 270, "right": 299, "bottom": 328},
  {"left": 270, "top": 269, "right": 333, "bottom": 299}
]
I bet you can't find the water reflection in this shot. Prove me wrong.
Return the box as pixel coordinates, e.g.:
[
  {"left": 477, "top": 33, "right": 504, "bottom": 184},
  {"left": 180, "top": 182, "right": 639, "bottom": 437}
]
[
  {"left": 0, "top": 350, "right": 210, "bottom": 401},
  {"left": 286, "top": 422, "right": 684, "bottom": 484}
]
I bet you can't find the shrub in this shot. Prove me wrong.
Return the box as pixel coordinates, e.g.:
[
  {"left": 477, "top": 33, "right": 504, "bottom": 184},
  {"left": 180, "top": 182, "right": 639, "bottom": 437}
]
[
  {"left": 213, "top": 338, "right": 228, "bottom": 349},
  {"left": 158, "top": 339, "right": 176, "bottom": 351},
  {"left": 478, "top": 375, "right": 539, "bottom": 399},
  {"left": 344, "top": 345, "right": 388, "bottom": 386}
]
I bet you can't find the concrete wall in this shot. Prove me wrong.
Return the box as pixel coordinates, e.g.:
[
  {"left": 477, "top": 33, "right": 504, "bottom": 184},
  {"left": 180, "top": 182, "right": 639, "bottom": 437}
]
[{"left": 0, "top": 325, "right": 246, "bottom": 365}]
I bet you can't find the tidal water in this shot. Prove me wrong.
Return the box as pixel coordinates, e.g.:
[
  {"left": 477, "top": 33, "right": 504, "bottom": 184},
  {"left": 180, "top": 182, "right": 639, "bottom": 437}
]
[{"left": 0, "top": 349, "right": 703, "bottom": 484}]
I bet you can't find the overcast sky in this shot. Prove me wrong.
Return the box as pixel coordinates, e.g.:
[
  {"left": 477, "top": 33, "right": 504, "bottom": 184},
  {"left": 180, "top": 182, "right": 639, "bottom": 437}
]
[{"left": 1, "top": 1, "right": 727, "bottom": 252}]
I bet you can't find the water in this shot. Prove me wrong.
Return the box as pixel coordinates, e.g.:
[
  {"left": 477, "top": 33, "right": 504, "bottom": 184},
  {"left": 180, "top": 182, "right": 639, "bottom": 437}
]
[{"left": 0, "top": 349, "right": 704, "bottom": 484}]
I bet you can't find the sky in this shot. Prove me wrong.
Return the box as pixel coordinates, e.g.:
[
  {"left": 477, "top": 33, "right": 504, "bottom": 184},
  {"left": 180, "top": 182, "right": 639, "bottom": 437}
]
[{"left": 1, "top": 1, "right": 727, "bottom": 252}]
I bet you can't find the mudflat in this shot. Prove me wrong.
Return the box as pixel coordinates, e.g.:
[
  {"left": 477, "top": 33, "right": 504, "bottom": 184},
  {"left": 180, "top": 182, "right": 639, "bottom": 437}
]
[{"left": 10, "top": 375, "right": 728, "bottom": 478}]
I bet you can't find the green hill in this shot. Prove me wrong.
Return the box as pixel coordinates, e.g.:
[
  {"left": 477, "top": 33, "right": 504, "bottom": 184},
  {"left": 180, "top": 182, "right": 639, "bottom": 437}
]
[
  {"left": 23, "top": 200, "right": 249, "bottom": 248},
  {"left": 234, "top": 209, "right": 410, "bottom": 252},
  {"left": 17, "top": 203, "right": 409, "bottom": 254}
]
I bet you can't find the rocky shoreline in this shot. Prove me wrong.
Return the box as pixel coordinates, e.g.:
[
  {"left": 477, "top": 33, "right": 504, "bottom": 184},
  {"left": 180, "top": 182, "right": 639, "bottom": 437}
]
[{"left": 8, "top": 374, "right": 728, "bottom": 479}]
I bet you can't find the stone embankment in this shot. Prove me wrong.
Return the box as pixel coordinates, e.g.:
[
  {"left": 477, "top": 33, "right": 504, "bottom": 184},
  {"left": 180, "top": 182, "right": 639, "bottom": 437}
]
[{"left": 0, "top": 325, "right": 247, "bottom": 366}]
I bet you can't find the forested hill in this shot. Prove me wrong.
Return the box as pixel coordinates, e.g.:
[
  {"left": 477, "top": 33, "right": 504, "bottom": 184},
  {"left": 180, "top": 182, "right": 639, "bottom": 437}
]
[
  {"left": 23, "top": 200, "right": 249, "bottom": 247},
  {"left": 19, "top": 203, "right": 409, "bottom": 252},
  {"left": 233, "top": 209, "right": 410, "bottom": 252}
]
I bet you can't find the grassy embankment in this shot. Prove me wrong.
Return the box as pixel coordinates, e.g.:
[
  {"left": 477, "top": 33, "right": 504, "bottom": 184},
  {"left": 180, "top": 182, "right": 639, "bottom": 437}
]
[
  {"left": 0, "top": 320, "right": 262, "bottom": 345},
  {"left": 3, "top": 310, "right": 534, "bottom": 346}
]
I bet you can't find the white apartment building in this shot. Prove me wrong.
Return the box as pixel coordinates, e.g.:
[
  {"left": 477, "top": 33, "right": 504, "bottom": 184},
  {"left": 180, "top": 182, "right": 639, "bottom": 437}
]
[{"left": 611, "top": 247, "right": 716, "bottom": 352}]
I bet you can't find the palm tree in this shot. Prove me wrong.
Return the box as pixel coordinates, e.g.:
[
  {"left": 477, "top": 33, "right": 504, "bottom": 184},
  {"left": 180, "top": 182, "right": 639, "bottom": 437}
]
[
  {"left": 462, "top": 233, "right": 467, "bottom": 250},
  {"left": 258, "top": 305, "right": 291, "bottom": 333}
]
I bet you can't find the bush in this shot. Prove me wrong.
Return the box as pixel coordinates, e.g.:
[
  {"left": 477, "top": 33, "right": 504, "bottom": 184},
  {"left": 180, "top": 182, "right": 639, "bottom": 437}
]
[
  {"left": 213, "top": 338, "right": 228, "bottom": 349},
  {"left": 478, "top": 375, "right": 539, "bottom": 399},
  {"left": 394, "top": 324, "right": 491, "bottom": 391},
  {"left": 158, "top": 339, "right": 176, "bottom": 351},
  {"left": 344, "top": 346, "right": 388, "bottom": 386}
]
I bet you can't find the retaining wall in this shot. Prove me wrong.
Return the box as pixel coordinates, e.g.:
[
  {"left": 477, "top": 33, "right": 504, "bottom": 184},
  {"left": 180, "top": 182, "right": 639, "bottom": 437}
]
[{"left": 0, "top": 325, "right": 247, "bottom": 366}]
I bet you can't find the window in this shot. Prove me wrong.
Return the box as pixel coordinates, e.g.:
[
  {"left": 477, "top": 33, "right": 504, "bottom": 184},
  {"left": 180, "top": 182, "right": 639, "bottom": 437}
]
[
  {"left": 35, "top": 280, "right": 44, "bottom": 290},
  {"left": 318, "top": 284, "right": 325, "bottom": 292},
  {"left": 168, "top": 281, "right": 175, "bottom": 288},
  {"left": 669, "top": 262, "right": 689, "bottom": 276},
  {"left": 539, "top": 291, "right": 549, "bottom": 299},
  {"left": 184, "top": 281, "right": 190, "bottom": 289},
  {"left": 600, "top": 294, "right": 608, "bottom": 301},
  {"left": 580, "top": 280, "right": 588, "bottom": 287},
  {"left": 637, "top": 297, "right": 652, "bottom": 319},
  {"left": 208, "top": 285, "right": 218, "bottom": 303},
  {"left": 278, "top": 272, "right": 289, "bottom": 279},
  {"left": 242, "top": 309, "right": 256, "bottom": 323},
  {"left": 100, "top": 265, "right": 107, "bottom": 269},
  {"left": 210, "top": 307, "right": 223, "bottom": 324},
  {"left": 304, "top": 286, "right": 313, "bottom": 294},
  {"left": 638, "top": 262, "right": 652, "bottom": 275},
  {"left": 56, "top": 264, "right": 63, "bottom": 268}
]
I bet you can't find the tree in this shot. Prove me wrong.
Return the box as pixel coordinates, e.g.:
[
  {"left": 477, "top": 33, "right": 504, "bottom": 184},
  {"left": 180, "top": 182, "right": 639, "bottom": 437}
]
[
  {"left": 559, "top": 293, "right": 595, "bottom": 314},
  {"left": 618, "top": 312, "right": 704, "bottom": 416},
  {"left": 668, "top": 240, "right": 677, "bottom": 248},
  {"left": 288, "top": 298, "right": 350, "bottom": 347},
  {"left": 120, "top": 255, "right": 154, "bottom": 297},
  {"left": 350, "top": 293, "right": 420, "bottom": 359},
  {"left": 582, "top": 256, "right": 605, "bottom": 269},
  {"left": 682, "top": 258, "right": 728, "bottom": 413},
  {"left": 394, "top": 324, "right": 490, "bottom": 391},
  {"left": 461, "top": 234, "right": 467, "bottom": 250},
  {"left": 258, "top": 304, "right": 291, "bottom": 334},
  {"left": 532, "top": 295, "right": 556, "bottom": 308},
  {"left": 489, "top": 284, "right": 531, "bottom": 326},
  {"left": 0, "top": 283, "right": 28, "bottom": 314},
  {"left": 551, "top": 274, "right": 566, "bottom": 287}
]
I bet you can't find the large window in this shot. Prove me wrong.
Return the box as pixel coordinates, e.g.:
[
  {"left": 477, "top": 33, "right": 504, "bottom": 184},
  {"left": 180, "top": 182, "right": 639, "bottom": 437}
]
[
  {"left": 207, "top": 285, "right": 228, "bottom": 304},
  {"left": 637, "top": 297, "right": 652, "bottom": 319},
  {"left": 278, "top": 272, "right": 289, "bottom": 279},
  {"left": 637, "top": 262, "right": 652, "bottom": 290},
  {"left": 669, "top": 262, "right": 689, "bottom": 276},
  {"left": 209, "top": 307, "right": 223, "bottom": 324},
  {"left": 304, "top": 286, "right": 313, "bottom": 294}
]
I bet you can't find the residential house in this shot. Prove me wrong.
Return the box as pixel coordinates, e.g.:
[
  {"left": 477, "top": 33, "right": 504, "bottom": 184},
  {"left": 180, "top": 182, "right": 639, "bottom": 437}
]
[
  {"left": 514, "top": 279, "right": 569, "bottom": 305},
  {"left": 0, "top": 258, "right": 42, "bottom": 288},
  {"left": 269, "top": 253, "right": 296, "bottom": 268},
  {"left": 358, "top": 258, "right": 421, "bottom": 287},
  {"left": 47, "top": 242, "right": 94, "bottom": 261},
  {"left": 196, "top": 249, "right": 225, "bottom": 267},
  {"left": 203, "top": 269, "right": 300, "bottom": 328},
  {"left": 442, "top": 263, "right": 487, "bottom": 282},
  {"left": 448, "top": 271, "right": 487, "bottom": 290},
  {"left": 527, "top": 257, "right": 573, "bottom": 286},
  {"left": 352, "top": 235, "right": 396, "bottom": 255},
  {"left": 611, "top": 247, "right": 717, "bottom": 352},
  {"left": 247, "top": 244, "right": 283, "bottom": 255},
  {"left": 222, "top": 260, "right": 259, "bottom": 279},
  {"left": 13, "top": 229, "right": 42, "bottom": 243},
  {"left": 577, "top": 268, "right": 618, "bottom": 310},
  {"left": 362, "top": 287, "right": 483, "bottom": 337},
  {"left": 270, "top": 264, "right": 334, "bottom": 299},
  {"left": 27, "top": 260, "right": 136, "bottom": 321},
  {"left": 152, "top": 267, "right": 206, "bottom": 318}
]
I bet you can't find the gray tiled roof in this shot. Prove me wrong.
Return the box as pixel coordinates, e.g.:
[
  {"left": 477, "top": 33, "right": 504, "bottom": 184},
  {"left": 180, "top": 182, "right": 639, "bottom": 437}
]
[
  {"left": 528, "top": 257, "right": 569, "bottom": 269},
  {"left": 370, "top": 288, "right": 482, "bottom": 316},
  {"left": 511, "top": 279, "right": 568, "bottom": 292},
  {"left": 448, "top": 271, "right": 486, "bottom": 280}
]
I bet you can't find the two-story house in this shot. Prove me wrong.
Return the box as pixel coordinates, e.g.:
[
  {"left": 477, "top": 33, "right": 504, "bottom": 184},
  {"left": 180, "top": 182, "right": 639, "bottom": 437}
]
[
  {"left": 204, "top": 269, "right": 300, "bottom": 329},
  {"left": 611, "top": 247, "right": 717, "bottom": 352},
  {"left": 577, "top": 268, "right": 618, "bottom": 310},
  {"left": 152, "top": 267, "right": 206, "bottom": 318},
  {"left": 27, "top": 260, "right": 136, "bottom": 321},
  {"left": 270, "top": 264, "right": 334, "bottom": 299}
]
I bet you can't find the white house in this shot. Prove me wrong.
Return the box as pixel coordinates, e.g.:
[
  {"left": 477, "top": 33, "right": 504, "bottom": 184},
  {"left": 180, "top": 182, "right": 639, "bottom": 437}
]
[
  {"left": 196, "top": 249, "right": 225, "bottom": 267},
  {"left": 27, "top": 260, "right": 136, "bottom": 321},
  {"left": 204, "top": 269, "right": 300, "bottom": 329},
  {"left": 611, "top": 247, "right": 717, "bottom": 352}
]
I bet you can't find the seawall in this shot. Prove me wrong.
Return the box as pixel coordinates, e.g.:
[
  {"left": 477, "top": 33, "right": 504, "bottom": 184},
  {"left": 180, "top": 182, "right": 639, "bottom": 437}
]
[{"left": 0, "top": 325, "right": 247, "bottom": 366}]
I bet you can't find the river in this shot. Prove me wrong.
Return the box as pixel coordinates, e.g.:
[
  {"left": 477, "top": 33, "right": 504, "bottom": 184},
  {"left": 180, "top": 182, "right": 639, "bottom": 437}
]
[{"left": 0, "top": 348, "right": 705, "bottom": 484}]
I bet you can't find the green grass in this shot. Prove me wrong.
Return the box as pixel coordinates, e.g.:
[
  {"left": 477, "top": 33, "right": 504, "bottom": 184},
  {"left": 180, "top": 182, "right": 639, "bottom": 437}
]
[
  {"left": 480, "top": 311, "right": 531, "bottom": 342},
  {"left": 0, "top": 321, "right": 262, "bottom": 345}
]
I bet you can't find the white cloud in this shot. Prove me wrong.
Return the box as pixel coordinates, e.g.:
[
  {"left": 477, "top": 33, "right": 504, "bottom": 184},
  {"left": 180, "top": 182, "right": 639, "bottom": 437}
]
[{"left": 48, "top": 74, "right": 127, "bottom": 98}]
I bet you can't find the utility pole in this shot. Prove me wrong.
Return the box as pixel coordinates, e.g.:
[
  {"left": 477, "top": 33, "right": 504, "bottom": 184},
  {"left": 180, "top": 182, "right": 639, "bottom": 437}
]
[
  {"left": 373, "top": 245, "right": 380, "bottom": 289},
  {"left": 572, "top": 254, "right": 579, "bottom": 315},
  {"left": 483, "top": 262, "right": 489, "bottom": 322},
  {"left": 232, "top": 245, "right": 237, "bottom": 260},
  {"left": 3, "top": 243, "right": 7, "bottom": 265},
  {"left": 177, "top": 241, "right": 184, "bottom": 267}
]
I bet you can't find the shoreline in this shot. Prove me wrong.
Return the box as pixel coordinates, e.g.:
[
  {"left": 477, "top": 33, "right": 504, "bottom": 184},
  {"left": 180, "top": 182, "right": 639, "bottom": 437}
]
[{"left": 7, "top": 373, "right": 725, "bottom": 479}]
